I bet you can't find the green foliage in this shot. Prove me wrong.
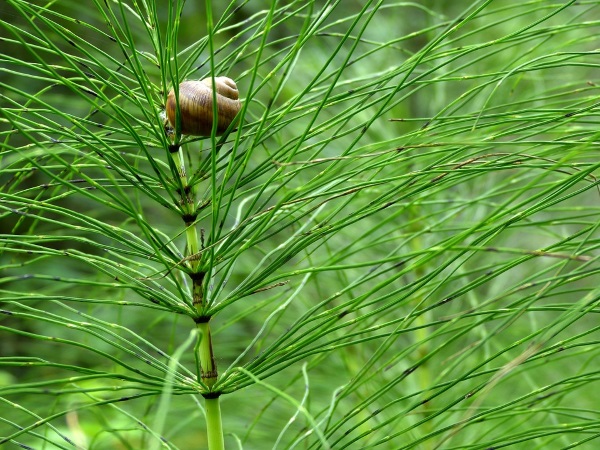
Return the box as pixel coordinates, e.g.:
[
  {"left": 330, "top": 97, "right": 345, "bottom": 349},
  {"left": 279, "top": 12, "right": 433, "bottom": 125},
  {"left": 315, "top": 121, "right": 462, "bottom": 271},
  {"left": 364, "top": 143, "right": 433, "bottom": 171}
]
[{"left": 1, "top": 0, "right": 600, "bottom": 449}]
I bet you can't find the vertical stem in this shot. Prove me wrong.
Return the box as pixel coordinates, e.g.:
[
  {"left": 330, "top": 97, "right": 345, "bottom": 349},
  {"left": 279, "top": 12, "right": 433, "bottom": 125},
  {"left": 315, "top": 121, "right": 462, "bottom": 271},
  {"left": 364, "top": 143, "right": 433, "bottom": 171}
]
[
  {"left": 196, "top": 321, "right": 218, "bottom": 388},
  {"left": 168, "top": 142, "right": 223, "bottom": 449},
  {"left": 205, "top": 396, "right": 225, "bottom": 450},
  {"left": 185, "top": 225, "right": 200, "bottom": 272},
  {"left": 195, "top": 309, "right": 222, "bottom": 450}
]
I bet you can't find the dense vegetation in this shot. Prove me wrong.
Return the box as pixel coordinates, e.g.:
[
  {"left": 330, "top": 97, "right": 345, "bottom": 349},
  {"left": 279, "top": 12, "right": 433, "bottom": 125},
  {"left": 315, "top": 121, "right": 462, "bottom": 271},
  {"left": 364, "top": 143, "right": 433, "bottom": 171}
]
[{"left": 1, "top": 1, "right": 599, "bottom": 449}]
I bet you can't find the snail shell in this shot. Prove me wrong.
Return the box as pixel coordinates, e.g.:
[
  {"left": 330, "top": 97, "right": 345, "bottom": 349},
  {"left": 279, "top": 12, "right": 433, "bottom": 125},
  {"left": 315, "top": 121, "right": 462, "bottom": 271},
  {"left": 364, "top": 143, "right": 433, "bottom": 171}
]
[{"left": 166, "top": 77, "right": 241, "bottom": 136}]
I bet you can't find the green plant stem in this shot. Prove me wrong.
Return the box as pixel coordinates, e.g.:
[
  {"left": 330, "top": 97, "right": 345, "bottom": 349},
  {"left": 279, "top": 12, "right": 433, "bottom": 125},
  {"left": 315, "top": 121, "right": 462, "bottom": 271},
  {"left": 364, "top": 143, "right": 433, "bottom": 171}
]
[
  {"left": 171, "top": 148, "right": 192, "bottom": 208},
  {"left": 171, "top": 143, "right": 221, "bottom": 446},
  {"left": 170, "top": 147, "right": 199, "bottom": 262},
  {"left": 185, "top": 225, "right": 201, "bottom": 272},
  {"left": 196, "top": 321, "right": 218, "bottom": 388},
  {"left": 196, "top": 321, "right": 222, "bottom": 448},
  {"left": 205, "top": 396, "right": 225, "bottom": 450}
]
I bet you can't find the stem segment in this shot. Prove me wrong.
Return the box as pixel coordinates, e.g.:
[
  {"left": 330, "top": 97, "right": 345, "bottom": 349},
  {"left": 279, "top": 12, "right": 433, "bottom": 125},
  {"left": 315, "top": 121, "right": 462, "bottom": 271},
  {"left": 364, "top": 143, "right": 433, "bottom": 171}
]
[
  {"left": 169, "top": 142, "right": 223, "bottom": 449},
  {"left": 196, "top": 321, "right": 218, "bottom": 388},
  {"left": 205, "top": 396, "right": 225, "bottom": 450}
]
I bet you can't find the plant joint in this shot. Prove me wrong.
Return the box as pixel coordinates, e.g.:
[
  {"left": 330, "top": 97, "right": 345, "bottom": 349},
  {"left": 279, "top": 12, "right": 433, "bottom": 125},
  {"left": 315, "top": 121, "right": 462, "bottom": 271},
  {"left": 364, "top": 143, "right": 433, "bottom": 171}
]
[
  {"left": 189, "top": 271, "right": 205, "bottom": 281},
  {"left": 194, "top": 315, "right": 211, "bottom": 324},
  {"left": 181, "top": 212, "right": 198, "bottom": 224},
  {"left": 201, "top": 391, "right": 222, "bottom": 399}
]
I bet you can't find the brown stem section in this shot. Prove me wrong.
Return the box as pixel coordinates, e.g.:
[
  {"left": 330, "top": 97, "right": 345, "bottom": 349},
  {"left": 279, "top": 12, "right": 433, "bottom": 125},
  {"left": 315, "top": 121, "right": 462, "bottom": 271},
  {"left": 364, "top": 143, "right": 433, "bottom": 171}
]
[{"left": 192, "top": 273, "right": 205, "bottom": 310}]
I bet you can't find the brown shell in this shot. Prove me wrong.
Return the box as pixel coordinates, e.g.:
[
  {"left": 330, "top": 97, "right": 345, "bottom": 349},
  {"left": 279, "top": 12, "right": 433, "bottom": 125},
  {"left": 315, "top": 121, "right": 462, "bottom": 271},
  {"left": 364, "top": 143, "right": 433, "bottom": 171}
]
[{"left": 166, "top": 77, "right": 241, "bottom": 136}]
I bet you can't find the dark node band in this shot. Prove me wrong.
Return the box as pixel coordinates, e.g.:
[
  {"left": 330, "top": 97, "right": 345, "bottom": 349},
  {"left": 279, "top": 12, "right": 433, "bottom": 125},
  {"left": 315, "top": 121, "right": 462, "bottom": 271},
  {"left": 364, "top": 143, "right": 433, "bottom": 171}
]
[
  {"left": 201, "top": 391, "right": 221, "bottom": 399},
  {"left": 181, "top": 213, "right": 198, "bottom": 223},
  {"left": 189, "top": 271, "right": 205, "bottom": 282}
]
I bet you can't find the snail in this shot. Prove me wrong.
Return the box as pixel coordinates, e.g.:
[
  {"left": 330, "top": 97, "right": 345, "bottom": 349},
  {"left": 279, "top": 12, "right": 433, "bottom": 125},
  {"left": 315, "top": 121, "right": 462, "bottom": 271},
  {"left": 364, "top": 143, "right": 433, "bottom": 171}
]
[{"left": 166, "top": 77, "right": 241, "bottom": 136}]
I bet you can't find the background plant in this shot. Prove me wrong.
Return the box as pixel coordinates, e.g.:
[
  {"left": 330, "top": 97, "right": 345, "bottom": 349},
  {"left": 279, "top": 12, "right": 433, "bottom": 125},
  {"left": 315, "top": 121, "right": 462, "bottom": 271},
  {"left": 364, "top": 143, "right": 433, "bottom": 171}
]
[{"left": 1, "top": 0, "right": 600, "bottom": 449}]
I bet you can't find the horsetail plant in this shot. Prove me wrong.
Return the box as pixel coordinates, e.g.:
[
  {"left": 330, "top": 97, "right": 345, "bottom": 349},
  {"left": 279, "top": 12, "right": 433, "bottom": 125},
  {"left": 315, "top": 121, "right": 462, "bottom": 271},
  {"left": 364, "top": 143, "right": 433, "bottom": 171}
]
[{"left": 1, "top": 1, "right": 600, "bottom": 449}]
